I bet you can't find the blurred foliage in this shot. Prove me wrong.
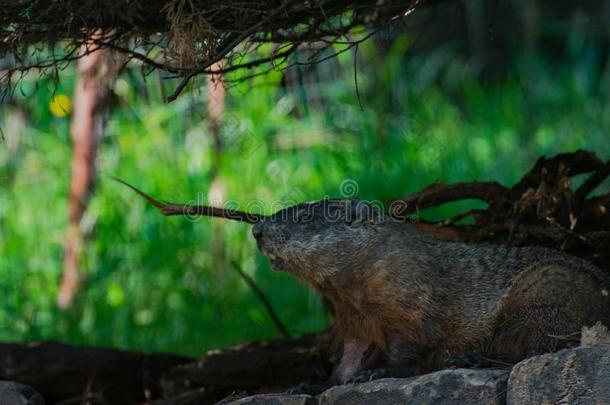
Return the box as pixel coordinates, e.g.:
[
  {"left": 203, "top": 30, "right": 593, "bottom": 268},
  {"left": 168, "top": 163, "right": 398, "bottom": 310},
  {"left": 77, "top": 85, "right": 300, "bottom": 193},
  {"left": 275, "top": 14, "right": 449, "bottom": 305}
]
[{"left": 1, "top": 30, "right": 609, "bottom": 357}]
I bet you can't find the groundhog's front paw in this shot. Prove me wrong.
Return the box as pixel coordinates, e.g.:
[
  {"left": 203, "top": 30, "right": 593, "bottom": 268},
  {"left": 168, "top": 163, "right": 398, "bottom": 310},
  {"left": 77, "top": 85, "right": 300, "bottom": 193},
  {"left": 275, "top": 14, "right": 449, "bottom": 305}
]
[
  {"left": 347, "top": 365, "right": 412, "bottom": 383},
  {"left": 284, "top": 381, "right": 336, "bottom": 395},
  {"left": 346, "top": 369, "right": 385, "bottom": 383},
  {"left": 447, "top": 355, "right": 494, "bottom": 369}
]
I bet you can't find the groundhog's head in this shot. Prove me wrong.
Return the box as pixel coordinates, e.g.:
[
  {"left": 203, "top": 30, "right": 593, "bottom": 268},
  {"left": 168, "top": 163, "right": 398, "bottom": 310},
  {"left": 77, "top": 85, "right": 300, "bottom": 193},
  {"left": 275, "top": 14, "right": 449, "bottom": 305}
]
[{"left": 252, "top": 199, "right": 381, "bottom": 287}]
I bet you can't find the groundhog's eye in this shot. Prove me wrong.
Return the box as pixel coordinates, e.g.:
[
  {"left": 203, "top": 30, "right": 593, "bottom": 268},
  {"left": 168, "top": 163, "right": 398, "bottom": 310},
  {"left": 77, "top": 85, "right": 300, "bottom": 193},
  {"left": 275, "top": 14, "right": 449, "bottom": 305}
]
[
  {"left": 345, "top": 214, "right": 362, "bottom": 226},
  {"left": 296, "top": 210, "right": 313, "bottom": 223}
]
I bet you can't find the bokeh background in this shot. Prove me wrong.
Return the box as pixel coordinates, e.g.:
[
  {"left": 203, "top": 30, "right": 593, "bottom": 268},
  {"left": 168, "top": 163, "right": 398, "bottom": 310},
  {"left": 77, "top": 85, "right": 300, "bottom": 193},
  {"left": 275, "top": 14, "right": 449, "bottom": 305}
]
[{"left": 1, "top": 2, "right": 610, "bottom": 357}]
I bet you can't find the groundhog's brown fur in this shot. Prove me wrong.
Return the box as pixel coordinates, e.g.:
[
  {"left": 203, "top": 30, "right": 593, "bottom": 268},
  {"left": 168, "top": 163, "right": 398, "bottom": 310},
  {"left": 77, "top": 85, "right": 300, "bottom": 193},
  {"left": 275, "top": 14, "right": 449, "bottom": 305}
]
[{"left": 252, "top": 199, "right": 610, "bottom": 382}]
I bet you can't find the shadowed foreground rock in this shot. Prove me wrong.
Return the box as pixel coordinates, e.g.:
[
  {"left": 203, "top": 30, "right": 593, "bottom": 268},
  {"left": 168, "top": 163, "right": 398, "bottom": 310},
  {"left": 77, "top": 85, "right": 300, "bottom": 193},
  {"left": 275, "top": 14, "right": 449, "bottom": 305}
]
[
  {"left": 226, "top": 369, "right": 509, "bottom": 405},
  {"left": 228, "top": 394, "right": 316, "bottom": 405},
  {"left": 507, "top": 323, "right": 610, "bottom": 405},
  {"left": 0, "top": 381, "right": 44, "bottom": 405},
  {"left": 319, "top": 369, "right": 508, "bottom": 405}
]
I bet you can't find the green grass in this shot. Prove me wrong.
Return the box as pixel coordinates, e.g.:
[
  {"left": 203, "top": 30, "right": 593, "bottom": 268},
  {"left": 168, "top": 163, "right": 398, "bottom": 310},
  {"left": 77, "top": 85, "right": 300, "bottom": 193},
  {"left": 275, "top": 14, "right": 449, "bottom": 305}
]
[{"left": 1, "top": 36, "right": 609, "bottom": 356}]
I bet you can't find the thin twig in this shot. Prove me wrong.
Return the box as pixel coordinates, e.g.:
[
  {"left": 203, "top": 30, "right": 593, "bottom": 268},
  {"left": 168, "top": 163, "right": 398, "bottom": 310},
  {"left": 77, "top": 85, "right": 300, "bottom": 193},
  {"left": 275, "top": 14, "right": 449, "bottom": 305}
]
[
  {"left": 353, "top": 43, "right": 364, "bottom": 112},
  {"left": 230, "top": 261, "right": 291, "bottom": 338},
  {"left": 112, "top": 177, "right": 264, "bottom": 223}
]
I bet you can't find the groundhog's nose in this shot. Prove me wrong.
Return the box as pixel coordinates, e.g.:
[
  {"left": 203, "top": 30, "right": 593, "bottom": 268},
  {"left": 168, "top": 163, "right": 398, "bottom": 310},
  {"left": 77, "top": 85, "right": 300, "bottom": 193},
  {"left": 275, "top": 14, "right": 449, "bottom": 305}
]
[{"left": 252, "top": 224, "right": 263, "bottom": 239}]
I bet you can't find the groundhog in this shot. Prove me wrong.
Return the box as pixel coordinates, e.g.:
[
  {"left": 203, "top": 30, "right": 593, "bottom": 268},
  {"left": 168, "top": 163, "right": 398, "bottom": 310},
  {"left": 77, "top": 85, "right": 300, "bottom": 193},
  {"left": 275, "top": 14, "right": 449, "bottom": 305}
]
[{"left": 251, "top": 198, "right": 610, "bottom": 384}]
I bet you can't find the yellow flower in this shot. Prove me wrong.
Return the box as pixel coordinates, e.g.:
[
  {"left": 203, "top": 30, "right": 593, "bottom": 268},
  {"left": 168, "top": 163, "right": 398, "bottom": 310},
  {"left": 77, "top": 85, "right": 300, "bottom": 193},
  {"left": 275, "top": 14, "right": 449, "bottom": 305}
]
[{"left": 49, "top": 94, "right": 72, "bottom": 117}]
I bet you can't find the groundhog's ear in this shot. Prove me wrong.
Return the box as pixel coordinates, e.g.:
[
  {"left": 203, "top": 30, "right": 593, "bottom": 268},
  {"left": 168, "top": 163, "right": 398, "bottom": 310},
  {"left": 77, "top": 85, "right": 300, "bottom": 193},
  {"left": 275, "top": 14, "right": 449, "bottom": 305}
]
[{"left": 346, "top": 200, "right": 378, "bottom": 225}]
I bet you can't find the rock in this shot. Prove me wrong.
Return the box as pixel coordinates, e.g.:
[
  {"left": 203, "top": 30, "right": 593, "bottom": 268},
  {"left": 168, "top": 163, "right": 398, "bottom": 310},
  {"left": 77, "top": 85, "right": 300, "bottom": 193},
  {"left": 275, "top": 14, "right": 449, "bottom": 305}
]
[
  {"left": 318, "top": 369, "right": 508, "bottom": 405},
  {"left": 0, "top": 381, "right": 44, "bottom": 405},
  {"left": 226, "top": 394, "right": 316, "bottom": 405},
  {"left": 581, "top": 322, "right": 610, "bottom": 347},
  {"left": 507, "top": 346, "right": 610, "bottom": 405}
]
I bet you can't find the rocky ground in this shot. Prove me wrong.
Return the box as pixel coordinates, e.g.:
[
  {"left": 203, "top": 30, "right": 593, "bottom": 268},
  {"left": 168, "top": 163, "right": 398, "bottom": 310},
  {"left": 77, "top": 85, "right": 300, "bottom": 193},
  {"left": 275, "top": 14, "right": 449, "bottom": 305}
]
[{"left": 4, "top": 323, "right": 609, "bottom": 404}]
